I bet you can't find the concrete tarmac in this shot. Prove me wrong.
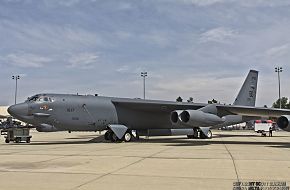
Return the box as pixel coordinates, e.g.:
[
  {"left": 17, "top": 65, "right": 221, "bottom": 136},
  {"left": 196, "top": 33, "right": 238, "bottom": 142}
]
[{"left": 0, "top": 130, "right": 289, "bottom": 190}]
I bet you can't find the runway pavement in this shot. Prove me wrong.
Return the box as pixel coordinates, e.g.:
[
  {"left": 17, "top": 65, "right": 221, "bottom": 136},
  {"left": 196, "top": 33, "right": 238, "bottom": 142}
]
[{"left": 0, "top": 130, "right": 289, "bottom": 190}]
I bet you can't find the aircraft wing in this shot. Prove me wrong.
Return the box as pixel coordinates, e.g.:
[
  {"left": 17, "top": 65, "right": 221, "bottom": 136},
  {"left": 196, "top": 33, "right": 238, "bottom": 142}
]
[
  {"left": 112, "top": 98, "right": 206, "bottom": 113},
  {"left": 112, "top": 99, "right": 290, "bottom": 118},
  {"left": 216, "top": 105, "right": 290, "bottom": 117}
]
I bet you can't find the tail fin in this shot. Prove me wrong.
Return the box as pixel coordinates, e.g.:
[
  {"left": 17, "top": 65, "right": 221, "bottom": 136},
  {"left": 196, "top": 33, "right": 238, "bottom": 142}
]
[{"left": 233, "top": 70, "right": 258, "bottom": 106}]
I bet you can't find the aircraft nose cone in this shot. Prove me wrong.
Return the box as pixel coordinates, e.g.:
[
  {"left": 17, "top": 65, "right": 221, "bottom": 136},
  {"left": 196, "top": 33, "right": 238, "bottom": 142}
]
[{"left": 8, "top": 103, "right": 28, "bottom": 118}]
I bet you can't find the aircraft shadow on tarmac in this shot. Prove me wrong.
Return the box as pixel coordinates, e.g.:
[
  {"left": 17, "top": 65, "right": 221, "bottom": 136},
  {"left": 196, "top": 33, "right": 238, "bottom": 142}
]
[
  {"left": 19, "top": 134, "right": 290, "bottom": 149},
  {"left": 145, "top": 139, "right": 290, "bottom": 149},
  {"left": 138, "top": 134, "right": 290, "bottom": 149},
  {"left": 20, "top": 135, "right": 106, "bottom": 145}
]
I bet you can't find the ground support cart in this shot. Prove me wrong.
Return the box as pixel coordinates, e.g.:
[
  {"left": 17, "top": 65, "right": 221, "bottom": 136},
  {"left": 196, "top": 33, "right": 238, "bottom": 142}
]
[{"left": 1, "top": 128, "right": 32, "bottom": 143}]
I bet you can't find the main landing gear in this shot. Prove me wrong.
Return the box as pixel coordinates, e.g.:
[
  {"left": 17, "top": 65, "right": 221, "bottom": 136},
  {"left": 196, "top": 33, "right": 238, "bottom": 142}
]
[
  {"left": 104, "top": 130, "right": 134, "bottom": 142},
  {"left": 187, "top": 128, "right": 212, "bottom": 139},
  {"left": 200, "top": 129, "right": 212, "bottom": 139}
]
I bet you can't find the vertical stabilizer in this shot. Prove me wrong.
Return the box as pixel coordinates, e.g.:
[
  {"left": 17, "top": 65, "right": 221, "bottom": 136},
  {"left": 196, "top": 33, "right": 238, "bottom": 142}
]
[{"left": 233, "top": 70, "right": 258, "bottom": 106}]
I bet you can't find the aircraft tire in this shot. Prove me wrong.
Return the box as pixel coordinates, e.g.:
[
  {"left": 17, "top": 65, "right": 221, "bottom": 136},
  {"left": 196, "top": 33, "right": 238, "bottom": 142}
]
[
  {"left": 200, "top": 130, "right": 212, "bottom": 139},
  {"left": 104, "top": 131, "right": 110, "bottom": 140},
  {"left": 200, "top": 133, "right": 206, "bottom": 139},
  {"left": 111, "top": 133, "right": 121, "bottom": 142},
  {"left": 123, "top": 132, "right": 132, "bottom": 142},
  {"left": 5, "top": 139, "right": 9, "bottom": 143},
  {"left": 207, "top": 130, "right": 212, "bottom": 139},
  {"left": 193, "top": 128, "right": 199, "bottom": 138},
  {"left": 187, "top": 129, "right": 199, "bottom": 139},
  {"left": 108, "top": 132, "right": 115, "bottom": 142},
  {"left": 135, "top": 132, "right": 140, "bottom": 140}
]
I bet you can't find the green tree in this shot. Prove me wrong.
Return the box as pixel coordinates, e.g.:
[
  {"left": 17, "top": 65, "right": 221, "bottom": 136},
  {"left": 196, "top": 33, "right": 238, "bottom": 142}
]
[
  {"left": 187, "top": 97, "right": 194, "bottom": 103},
  {"left": 272, "top": 97, "right": 289, "bottom": 109},
  {"left": 208, "top": 99, "right": 218, "bottom": 104},
  {"left": 176, "top": 96, "right": 183, "bottom": 102}
]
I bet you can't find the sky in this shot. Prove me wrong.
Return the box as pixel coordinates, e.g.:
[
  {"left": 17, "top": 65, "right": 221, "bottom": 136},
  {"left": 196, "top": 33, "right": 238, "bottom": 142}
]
[{"left": 0, "top": 0, "right": 289, "bottom": 106}]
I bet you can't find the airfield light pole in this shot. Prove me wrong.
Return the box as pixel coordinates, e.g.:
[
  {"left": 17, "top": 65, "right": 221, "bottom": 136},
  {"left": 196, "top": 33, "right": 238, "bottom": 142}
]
[
  {"left": 12, "top": 75, "right": 20, "bottom": 105},
  {"left": 141, "top": 72, "right": 147, "bottom": 99},
  {"left": 275, "top": 67, "right": 283, "bottom": 109}
]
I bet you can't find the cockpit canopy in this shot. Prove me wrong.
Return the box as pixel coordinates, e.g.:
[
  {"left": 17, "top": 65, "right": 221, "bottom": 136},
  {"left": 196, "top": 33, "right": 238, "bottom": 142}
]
[{"left": 26, "top": 94, "right": 53, "bottom": 103}]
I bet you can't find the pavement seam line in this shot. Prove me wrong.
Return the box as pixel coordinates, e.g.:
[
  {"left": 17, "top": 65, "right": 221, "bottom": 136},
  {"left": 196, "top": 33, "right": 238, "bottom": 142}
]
[
  {"left": 222, "top": 142, "right": 240, "bottom": 183},
  {"left": 70, "top": 147, "right": 173, "bottom": 190}
]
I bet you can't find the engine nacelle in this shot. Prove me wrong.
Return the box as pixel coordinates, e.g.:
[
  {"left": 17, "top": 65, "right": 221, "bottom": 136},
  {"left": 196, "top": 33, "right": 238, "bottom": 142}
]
[
  {"left": 170, "top": 110, "right": 183, "bottom": 124},
  {"left": 36, "top": 124, "right": 59, "bottom": 132},
  {"left": 179, "top": 110, "right": 225, "bottom": 127},
  {"left": 277, "top": 115, "right": 290, "bottom": 132}
]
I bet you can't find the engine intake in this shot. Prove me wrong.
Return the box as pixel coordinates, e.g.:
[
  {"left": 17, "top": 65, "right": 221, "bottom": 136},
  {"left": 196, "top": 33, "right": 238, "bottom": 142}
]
[
  {"left": 180, "top": 111, "right": 190, "bottom": 123},
  {"left": 277, "top": 115, "right": 290, "bottom": 132},
  {"left": 171, "top": 111, "right": 179, "bottom": 123},
  {"left": 170, "top": 110, "right": 184, "bottom": 124}
]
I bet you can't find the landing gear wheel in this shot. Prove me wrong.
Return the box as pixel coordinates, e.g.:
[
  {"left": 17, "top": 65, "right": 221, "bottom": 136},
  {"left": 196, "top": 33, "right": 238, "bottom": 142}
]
[
  {"left": 123, "top": 132, "right": 132, "bottom": 142},
  {"left": 193, "top": 128, "right": 199, "bottom": 138},
  {"left": 109, "top": 132, "right": 115, "bottom": 142},
  {"left": 104, "top": 131, "right": 110, "bottom": 140},
  {"left": 26, "top": 138, "right": 31, "bottom": 143},
  {"left": 131, "top": 130, "right": 139, "bottom": 140},
  {"left": 5, "top": 139, "right": 9, "bottom": 143},
  {"left": 111, "top": 133, "right": 121, "bottom": 142},
  {"left": 187, "top": 128, "right": 199, "bottom": 139},
  {"left": 200, "top": 130, "right": 212, "bottom": 139},
  {"left": 206, "top": 130, "right": 212, "bottom": 139},
  {"left": 135, "top": 132, "right": 140, "bottom": 140}
]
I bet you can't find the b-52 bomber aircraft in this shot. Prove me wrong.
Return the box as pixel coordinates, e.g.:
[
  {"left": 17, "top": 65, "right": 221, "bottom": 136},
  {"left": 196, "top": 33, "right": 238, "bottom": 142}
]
[{"left": 8, "top": 70, "right": 290, "bottom": 142}]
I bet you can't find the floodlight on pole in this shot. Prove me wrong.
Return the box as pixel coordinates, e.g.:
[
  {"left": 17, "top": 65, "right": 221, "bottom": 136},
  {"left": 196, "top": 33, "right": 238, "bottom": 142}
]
[
  {"left": 12, "top": 75, "right": 20, "bottom": 105},
  {"left": 275, "top": 67, "right": 283, "bottom": 109},
  {"left": 141, "top": 72, "right": 147, "bottom": 99}
]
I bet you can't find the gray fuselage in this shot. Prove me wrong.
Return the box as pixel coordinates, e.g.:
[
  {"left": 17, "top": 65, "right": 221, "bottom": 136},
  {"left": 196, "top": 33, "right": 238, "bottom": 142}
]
[{"left": 9, "top": 94, "right": 252, "bottom": 132}]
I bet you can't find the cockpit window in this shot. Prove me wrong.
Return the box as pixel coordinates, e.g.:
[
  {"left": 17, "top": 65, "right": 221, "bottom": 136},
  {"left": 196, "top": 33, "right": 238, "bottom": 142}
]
[
  {"left": 27, "top": 95, "right": 39, "bottom": 102},
  {"left": 38, "top": 97, "right": 44, "bottom": 102},
  {"left": 37, "top": 96, "right": 52, "bottom": 102},
  {"left": 26, "top": 95, "right": 52, "bottom": 103}
]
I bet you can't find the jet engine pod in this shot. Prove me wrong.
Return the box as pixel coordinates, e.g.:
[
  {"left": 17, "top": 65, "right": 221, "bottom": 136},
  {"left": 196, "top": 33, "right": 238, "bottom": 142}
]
[
  {"left": 170, "top": 110, "right": 183, "bottom": 124},
  {"left": 179, "top": 110, "right": 225, "bottom": 127},
  {"left": 36, "top": 124, "right": 59, "bottom": 132},
  {"left": 277, "top": 115, "right": 290, "bottom": 132}
]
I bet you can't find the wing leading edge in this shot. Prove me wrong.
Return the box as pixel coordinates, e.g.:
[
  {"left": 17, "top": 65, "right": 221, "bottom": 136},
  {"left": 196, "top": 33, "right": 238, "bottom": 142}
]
[{"left": 112, "top": 98, "right": 290, "bottom": 118}]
